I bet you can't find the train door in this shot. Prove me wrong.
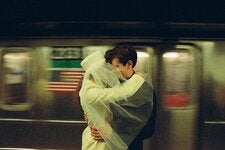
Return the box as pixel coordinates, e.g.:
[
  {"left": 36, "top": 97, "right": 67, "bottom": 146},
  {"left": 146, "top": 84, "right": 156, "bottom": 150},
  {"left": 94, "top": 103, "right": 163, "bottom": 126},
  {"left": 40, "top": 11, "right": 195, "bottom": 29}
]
[
  {"left": 200, "top": 41, "right": 225, "bottom": 150},
  {"left": 156, "top": 44, "right": 200, "bottom": 150}
]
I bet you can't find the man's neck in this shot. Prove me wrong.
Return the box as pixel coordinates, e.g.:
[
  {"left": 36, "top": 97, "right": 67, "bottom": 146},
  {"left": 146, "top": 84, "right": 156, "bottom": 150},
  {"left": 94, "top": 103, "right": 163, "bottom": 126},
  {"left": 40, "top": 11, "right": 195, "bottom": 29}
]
[{"left": 126, "top": 70, "right": 135, "bottom": 79}]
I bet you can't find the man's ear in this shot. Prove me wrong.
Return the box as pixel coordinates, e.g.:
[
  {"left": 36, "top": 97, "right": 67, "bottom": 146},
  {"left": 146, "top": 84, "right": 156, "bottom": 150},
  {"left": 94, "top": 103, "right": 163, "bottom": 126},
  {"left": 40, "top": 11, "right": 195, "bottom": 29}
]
[{"left": 127, "top": 60, "right": 133, "bottom": 68}]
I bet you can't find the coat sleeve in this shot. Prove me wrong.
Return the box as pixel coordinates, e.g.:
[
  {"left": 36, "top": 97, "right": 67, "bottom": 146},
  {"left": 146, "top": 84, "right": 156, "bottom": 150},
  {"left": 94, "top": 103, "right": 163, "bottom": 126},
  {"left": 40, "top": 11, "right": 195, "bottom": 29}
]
[{"left": 86, "top": 74, "right": 144, "bottom": 104}]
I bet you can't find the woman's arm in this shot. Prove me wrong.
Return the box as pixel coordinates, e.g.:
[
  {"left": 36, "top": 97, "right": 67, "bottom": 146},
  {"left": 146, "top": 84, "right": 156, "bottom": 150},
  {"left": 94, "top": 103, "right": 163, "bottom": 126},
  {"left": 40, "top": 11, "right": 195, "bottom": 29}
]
[{"left": 86, "top": 74, "right": 144, "bottom": 104}]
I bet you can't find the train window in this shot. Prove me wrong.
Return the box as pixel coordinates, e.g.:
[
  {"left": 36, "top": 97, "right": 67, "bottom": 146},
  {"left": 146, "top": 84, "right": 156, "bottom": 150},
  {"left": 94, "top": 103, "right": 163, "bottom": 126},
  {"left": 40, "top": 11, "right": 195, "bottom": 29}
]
[
  {"left": 161, "top": 50, "right": 193, "bottom": 108},
  {"left": 135, "top": 47, "right": 154, "bottom": 85},
  {"left": 0, "top": 49, "right": 33, "bottom": 111}
]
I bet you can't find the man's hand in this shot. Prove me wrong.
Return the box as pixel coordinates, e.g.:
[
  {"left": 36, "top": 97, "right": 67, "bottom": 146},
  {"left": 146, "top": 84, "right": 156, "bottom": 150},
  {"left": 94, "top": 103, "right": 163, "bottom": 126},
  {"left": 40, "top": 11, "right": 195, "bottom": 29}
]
[
  {"left": 91, "top": 126, "right": 104, "bottom": 141},
  {"left": 83, "top": 113, "right": 88, "bottom": 123},
  {"left": 84, "top": 113, "right": 104, "bottom": 141}
]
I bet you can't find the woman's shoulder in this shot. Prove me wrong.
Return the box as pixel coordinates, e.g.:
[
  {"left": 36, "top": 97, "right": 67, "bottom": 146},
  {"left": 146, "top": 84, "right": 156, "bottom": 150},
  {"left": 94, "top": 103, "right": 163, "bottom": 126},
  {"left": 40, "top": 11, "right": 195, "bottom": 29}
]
[{"left": 132, "top": 73, "right": 145, "bottom": 81}]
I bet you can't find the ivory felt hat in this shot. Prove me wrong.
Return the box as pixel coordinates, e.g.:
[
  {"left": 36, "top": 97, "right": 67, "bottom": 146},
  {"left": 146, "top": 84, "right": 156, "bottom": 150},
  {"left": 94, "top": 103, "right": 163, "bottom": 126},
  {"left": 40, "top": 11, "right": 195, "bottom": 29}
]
[{"left": 80, "top": 50, "right": 104, "bottom": 71}]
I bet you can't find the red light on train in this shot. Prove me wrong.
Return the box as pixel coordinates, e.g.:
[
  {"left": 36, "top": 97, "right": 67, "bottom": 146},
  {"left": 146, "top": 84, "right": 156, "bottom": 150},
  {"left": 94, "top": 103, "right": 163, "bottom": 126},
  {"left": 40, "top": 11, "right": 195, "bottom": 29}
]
[{"left": 164, "top": 94, "right": 190, "bottom": 107}]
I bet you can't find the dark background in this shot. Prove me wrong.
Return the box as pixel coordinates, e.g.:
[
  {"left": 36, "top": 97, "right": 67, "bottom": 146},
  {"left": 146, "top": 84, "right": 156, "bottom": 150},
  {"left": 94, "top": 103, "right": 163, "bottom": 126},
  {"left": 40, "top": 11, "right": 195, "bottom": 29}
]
[
  {"left": 0, "top": 0, "right": 225, "bottom": 38},
  {"left": 0, "top": 0, "right": 224, "bottom": 23}
]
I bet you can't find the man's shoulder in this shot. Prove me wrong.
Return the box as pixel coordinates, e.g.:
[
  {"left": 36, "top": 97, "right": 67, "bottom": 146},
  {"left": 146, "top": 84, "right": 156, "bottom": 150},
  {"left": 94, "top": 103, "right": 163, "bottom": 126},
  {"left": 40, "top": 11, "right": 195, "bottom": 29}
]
[{"left": 135, "top": 72, "right": 153, "bottom": 88}]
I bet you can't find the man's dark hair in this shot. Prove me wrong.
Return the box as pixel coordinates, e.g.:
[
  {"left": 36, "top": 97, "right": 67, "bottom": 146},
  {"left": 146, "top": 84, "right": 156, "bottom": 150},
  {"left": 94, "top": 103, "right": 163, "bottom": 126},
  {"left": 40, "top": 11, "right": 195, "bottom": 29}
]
[{"left": 105, "top": 45, "right": 137, "bottom": 68}]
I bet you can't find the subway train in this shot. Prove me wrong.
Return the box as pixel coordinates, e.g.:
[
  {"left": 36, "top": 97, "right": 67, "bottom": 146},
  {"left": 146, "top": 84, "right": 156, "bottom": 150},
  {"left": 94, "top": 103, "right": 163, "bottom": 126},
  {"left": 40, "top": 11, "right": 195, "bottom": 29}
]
[{"left": 0, "top": 22, "right": 224, "bottom": 150}]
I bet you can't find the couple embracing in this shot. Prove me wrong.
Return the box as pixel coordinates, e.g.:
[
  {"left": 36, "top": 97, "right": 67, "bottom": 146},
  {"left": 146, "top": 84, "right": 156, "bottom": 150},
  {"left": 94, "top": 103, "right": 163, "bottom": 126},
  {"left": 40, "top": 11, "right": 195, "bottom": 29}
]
[{"left": 77, "top": 45, "right": 156, "bottom": 150}]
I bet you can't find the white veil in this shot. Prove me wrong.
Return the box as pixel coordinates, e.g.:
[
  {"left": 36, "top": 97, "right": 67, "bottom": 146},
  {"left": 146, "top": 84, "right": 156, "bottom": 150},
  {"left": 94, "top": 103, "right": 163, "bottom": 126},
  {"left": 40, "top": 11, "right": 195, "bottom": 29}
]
[{"left": 79, "top": 51, "right": 153, "bottom": 150}]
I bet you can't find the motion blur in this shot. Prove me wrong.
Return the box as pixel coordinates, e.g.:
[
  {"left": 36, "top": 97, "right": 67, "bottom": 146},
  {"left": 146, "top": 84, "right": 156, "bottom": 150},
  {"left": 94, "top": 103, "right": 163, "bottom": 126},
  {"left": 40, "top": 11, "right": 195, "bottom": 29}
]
[{"left": 0, "top": 39, "right": 224, "bottom": 150}]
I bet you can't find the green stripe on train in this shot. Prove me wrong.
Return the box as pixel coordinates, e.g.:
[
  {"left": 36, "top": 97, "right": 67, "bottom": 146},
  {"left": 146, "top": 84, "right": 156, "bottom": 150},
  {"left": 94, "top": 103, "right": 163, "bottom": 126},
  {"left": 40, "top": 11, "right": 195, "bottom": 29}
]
[{"left": 51, "top": 59, "right": 82, "bottom": 68}]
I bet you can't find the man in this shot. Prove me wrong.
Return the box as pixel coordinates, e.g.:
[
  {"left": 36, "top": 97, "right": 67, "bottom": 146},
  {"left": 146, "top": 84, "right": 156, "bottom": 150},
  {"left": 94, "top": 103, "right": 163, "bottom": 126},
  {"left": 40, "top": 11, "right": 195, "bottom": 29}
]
[{"left": 91, "top": 45, "right": 157, "bottom": 149}]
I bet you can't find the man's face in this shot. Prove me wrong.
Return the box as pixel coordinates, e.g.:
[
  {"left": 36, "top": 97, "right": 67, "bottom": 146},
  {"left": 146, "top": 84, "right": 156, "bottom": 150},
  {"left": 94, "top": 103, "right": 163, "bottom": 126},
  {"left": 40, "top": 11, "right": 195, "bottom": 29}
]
[{"left": 111, "top": 57, "right": 129, "bottom": 79}]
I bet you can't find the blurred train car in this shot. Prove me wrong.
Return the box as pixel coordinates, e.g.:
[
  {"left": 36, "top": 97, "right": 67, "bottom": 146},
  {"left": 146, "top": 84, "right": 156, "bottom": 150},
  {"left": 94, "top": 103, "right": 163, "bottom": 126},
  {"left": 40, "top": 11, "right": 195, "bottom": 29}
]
[{"left": 0, "top": 22, "right": 224, "bottom": 150}]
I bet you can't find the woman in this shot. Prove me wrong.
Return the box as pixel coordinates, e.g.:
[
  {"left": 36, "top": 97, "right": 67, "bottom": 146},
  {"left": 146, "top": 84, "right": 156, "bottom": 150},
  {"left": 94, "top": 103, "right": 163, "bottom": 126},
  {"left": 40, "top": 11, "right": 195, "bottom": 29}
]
[{"left": 79, "top": 50, "right": 150, "bottom": 150}]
